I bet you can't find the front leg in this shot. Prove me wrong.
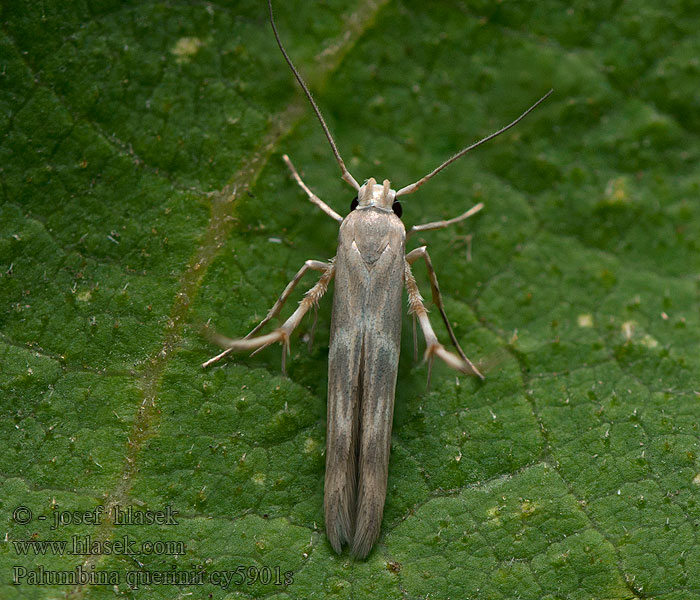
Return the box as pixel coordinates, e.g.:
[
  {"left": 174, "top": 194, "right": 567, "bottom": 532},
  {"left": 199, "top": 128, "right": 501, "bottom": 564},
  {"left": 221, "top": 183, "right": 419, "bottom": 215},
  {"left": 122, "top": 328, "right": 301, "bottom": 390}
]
[
  {"left": 406, "top": 202, "right": 483, "bottom": 238},
  {"left": 283, "top": 154, "right": 343, "bottom": 223}
]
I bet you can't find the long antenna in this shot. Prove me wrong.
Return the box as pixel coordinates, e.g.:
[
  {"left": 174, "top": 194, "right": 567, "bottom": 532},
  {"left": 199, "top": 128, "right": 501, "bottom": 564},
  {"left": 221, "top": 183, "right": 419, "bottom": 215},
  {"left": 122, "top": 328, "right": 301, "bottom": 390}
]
[
  {"left": 268, "top": 0, "right": 360, "bottom": 191},
  {"left": 395, "top": 89, "right": 554, "bottom": 197}
]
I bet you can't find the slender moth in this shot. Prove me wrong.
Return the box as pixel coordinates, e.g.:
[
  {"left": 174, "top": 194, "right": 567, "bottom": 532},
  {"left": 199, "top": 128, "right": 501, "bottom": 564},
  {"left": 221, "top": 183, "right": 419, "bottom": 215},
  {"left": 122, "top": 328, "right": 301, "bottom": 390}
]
[{"left": 203, "top": 0, "right": 552, "bottom": 558}]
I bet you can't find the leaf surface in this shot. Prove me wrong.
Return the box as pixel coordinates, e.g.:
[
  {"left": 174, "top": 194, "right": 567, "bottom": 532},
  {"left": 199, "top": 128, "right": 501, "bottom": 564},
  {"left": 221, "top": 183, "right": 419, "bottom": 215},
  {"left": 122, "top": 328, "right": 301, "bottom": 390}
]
[{"left": 2, "top": 1, "right": 699, "bottom": 598}]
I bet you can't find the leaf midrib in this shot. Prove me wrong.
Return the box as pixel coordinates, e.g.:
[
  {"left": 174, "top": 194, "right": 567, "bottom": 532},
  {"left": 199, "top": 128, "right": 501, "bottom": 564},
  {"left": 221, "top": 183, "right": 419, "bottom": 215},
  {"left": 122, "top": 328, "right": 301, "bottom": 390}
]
[{"left": 64, "top": 1, "right": 391, "bottom": 597}]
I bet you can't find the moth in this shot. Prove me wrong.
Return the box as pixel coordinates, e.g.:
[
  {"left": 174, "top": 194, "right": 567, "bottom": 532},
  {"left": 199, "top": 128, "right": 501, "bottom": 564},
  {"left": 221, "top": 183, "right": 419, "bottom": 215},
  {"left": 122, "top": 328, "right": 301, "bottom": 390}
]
[{"left": 203, "top": 0, "right": 552, "bottom": 558}]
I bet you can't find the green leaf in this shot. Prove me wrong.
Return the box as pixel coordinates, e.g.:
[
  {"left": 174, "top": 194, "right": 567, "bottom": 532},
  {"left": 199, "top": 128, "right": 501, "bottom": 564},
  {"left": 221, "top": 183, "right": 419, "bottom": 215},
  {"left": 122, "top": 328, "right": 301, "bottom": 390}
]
[{"left": 2, "top": 1, "right": 699, "bottom": 599}]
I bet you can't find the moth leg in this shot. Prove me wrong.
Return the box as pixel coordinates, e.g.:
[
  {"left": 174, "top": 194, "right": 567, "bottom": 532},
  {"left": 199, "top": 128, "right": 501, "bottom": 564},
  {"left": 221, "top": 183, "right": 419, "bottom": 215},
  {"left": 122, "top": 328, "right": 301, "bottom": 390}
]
[
  {"left": 283, "top": 154, "right": 344, "bottom": 223},
  {"left": 202, "top": 261, "right": 335, "bottom": 372},
  {"left": 307, "top": 304, "right": 319, "bottom": 352},
  {"left": 406, "top": 246, "right": 475, "bottom": 367},
  {"left": 247, "top": 259, "right": 330, "bottom": 339},
  {"left": 412, "top": 314, "right": 418, "bottom": 362},
  {"left": 404, "top": 260, "right": 483, "bottom": 382},
  {"left": 406, "top": 202, "right": 483, "bottom": 239}
]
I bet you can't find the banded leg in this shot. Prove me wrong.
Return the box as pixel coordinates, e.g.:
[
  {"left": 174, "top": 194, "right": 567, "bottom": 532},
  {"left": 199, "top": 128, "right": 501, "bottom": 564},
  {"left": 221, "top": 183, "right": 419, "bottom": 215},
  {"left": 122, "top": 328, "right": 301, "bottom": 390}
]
[
  {"left": 202, "top": 261, "right": 335, "bottom": 373},
  {"left": 406, "top": 246, "right": 478, "bottom": 371},
  {"left": 247, "top": 259, "right": 330, "bottom": 339},
  {"left": 404, "top": 260, "right": 483, "bottom": 385}
]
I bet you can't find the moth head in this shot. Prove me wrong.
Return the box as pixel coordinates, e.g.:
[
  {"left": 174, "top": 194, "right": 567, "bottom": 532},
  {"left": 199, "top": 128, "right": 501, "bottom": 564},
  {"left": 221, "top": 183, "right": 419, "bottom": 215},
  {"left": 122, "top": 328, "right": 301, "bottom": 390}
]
[{"left": 357, "top": 178, "right": 396, "bottom": 211}]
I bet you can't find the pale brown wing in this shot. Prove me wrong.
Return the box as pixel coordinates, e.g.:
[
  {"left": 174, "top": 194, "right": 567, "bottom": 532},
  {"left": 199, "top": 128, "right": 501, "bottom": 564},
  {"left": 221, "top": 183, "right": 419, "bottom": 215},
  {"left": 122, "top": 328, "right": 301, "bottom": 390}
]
[{"left": 325, "top": 208, "right": 405, "bottom": 557}]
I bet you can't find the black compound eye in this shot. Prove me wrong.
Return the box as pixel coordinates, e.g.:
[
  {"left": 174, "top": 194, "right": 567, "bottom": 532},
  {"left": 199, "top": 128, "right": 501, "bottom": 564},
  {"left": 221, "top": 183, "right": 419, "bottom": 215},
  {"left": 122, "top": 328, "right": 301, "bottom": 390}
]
[
  {"left": 392, "top": 201, "right": 403, "bottom": 218},
  {"left": 350, "top": 196, "right": 359, "bottom": 212}
]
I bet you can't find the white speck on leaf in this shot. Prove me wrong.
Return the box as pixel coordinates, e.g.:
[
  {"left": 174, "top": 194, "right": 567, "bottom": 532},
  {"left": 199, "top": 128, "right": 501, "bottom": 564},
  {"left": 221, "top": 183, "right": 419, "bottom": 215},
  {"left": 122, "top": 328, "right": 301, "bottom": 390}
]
[{"left": 622, "top": 320, "right": 636, "bottom": 341}]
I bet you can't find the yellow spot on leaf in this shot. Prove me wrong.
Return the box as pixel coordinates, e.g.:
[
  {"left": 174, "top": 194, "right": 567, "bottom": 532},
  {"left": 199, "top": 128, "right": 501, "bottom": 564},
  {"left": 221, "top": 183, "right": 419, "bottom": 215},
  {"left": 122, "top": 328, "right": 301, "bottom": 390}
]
[
  {"left": 486, "top": 506, "right": 501, "bottom": 524},
  {"left": 604, "top": 176, "right": 631, "bottom": 204},
  {"left": 640, "top": 334, "right": 658, "bottom": 348},
  {"left": 577, "top": 314, "right": 593, "bottom": 328},
  {"left": 521, "top": 500, "right": 536, "bottom": 517},
  {"left": 171, "top": 37, "right": 203, "bottom": 63},
  {"left": 76, "top": 290, "right": 92, "bottom": 302}
]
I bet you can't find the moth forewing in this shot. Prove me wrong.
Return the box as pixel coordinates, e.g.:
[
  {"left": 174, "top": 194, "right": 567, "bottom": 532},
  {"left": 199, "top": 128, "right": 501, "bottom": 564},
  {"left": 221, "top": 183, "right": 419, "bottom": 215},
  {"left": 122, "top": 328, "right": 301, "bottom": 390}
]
[{"left": 325, "top": 199, "right": 406, "bottom": 558}]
